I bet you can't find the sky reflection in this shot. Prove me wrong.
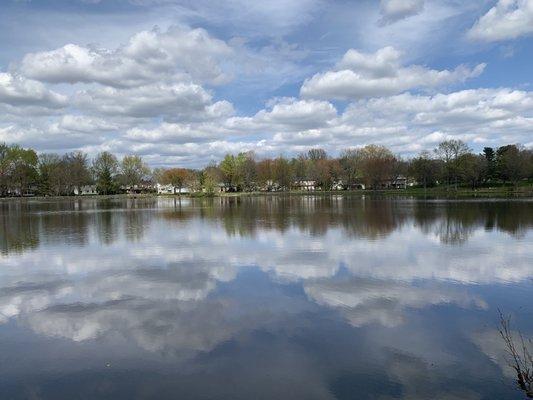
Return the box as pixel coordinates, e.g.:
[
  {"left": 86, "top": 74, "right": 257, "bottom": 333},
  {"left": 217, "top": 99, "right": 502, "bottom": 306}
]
[{"left": 0, "top": 196, "right": 531, "bottom": 399}]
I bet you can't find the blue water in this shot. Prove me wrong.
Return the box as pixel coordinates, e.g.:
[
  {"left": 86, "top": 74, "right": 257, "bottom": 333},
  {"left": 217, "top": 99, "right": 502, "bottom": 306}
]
[{"left": 0, "top": 196, "right": 531, "bottom": 399}]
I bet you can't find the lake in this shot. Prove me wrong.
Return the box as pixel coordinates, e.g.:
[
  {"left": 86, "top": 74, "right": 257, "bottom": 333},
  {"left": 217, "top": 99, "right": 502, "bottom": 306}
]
[{"left": 0, "top": 196, "right": 532, "bottom": 399}]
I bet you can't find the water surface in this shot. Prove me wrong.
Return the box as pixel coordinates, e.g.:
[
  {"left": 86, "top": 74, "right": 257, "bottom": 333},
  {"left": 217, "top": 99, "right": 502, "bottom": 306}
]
[{"left": 1, "top": 196, "right": 532, "bottom": 399}]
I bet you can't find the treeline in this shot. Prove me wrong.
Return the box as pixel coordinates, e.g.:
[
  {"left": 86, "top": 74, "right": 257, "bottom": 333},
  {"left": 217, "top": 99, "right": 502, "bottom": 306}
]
[
  {"left": 0, "top": 144, "right": 149, "bottom": 196},
  {"left": 1, "top": 140, "right": 532, "bottom": 197},
  {"left": 159, "top": 140, "right": 533, "bottom": 193}
]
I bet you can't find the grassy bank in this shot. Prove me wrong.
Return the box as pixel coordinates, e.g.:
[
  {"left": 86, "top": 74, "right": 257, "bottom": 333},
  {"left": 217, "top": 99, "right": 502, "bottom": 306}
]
[
  {"left": 214, "top": 184, "right": 533, "bottom": 198},
  {"left": 2, "top": 184, "right": 533, "bottom": 202}
]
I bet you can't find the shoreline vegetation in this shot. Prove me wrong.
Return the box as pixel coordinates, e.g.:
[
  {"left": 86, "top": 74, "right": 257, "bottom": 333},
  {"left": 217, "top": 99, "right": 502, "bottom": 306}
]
[
  {"left": 2, "top": 184, "right": 533, "bottom": 203},
  {"left": 1, "top": 139, "right": 532, "bottom": 199}
]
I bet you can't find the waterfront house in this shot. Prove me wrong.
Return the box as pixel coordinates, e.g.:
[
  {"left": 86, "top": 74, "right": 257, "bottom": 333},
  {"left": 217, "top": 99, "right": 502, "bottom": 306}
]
[
  {"left": 156, "top": 183, "right": 191, "bottom": 194},
  {"left": 123, "top": 181, "right": 156, "bottom": 194},
  {"left": 294, "top": 180, "right": 317, "bottom": 191},
  {"left": 378, "top": 175, "right": 409, "bottom": 189},
  {"left": 74, "top": 185, "right": 98, "bottom": 195}
]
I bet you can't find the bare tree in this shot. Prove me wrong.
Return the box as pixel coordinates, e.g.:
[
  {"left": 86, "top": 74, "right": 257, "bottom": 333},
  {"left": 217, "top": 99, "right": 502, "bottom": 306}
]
[
  {"left": 358, "top": 144, "right": 397, "bottom": 189},
  {"left": 499, "top": 311, "right": 533, "bottom": 398},
  {"left": 434, "top": 140, "right": 470, "bottom": 189}
]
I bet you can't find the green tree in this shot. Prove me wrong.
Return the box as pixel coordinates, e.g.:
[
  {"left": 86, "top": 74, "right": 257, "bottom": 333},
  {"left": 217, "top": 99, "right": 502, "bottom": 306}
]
[
  {"left": 7, "top": 145, "right": 38, "bottom": 195},
  {"left": 458, "top": 153, "right": 486, "bottom": 188},
  {"left": 0, "top": 143, "right": 12, "bottom": 196},
  {"left": 219, "top": 153, "right": 249, "bottom": 191},
  {"left": 201, "top": 164, "right": 221, "bottom": 195},
  {"left": 38, "top": 153, "right": 64, "bottom": 196},
  {"left": 92, "top": 151, "right": 119, "bottom": 195},
  {"left": 496, "top": 144, "right": 527, "bottom": 185},
  {"left": 120, "top": 155, "right": 150, "bottom": 189},
  {"left": 483, "top": 147, "right": 496, "bottom": 181},
  {"left": 220, "top": 154, "right": 237, "bottom": 190},
  {"left": 409, "top": 151, "right": 440, "bottom": 189}
]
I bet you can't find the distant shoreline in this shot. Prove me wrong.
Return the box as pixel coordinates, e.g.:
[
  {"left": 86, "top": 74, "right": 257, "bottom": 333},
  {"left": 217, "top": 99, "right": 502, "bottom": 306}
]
[{"left": 1, "top": 185, "right": 533, "bottom": 202}]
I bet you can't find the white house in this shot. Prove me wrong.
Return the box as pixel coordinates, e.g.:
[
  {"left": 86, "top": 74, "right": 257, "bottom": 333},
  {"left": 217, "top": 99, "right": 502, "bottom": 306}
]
[
  {"left": 294, "top": 180, "right": 317, "bottom": 191},
  {"left": 122, "top": 181, "right": 156, "bottom": 194},
  {"left": 383, "top": 176, "right": 408, "bottom": 189},
  {"left": 74, "top": 185, "right": 98, "bottom": 195},
  {"left": 332, "top": 181, "right": 344, "bottom": 191},
  {"left": 156, "top": 183, "right": 190, "bottom": 194}
]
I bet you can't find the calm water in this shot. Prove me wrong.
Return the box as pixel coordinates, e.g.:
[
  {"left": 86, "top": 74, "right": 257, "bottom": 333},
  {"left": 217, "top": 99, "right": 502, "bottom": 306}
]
[{"left": 0, "top": 196, "right": 532, "bottom": 399}]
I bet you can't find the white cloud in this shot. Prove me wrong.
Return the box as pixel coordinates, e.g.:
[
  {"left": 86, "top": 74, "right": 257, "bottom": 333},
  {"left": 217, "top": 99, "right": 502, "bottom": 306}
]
[
  {"left": 0, "top": 122, "right": 106, "bottom": 152},
  {"left": 253, "top": 98, "right": 337, "bottom": 130},
  {"left": 379, "top": 0, "right": 425, "bottom": 25},
  {"left": 304, "top": 277, "right": 486, "bottom": 327},
  {"left": 53, "top": 115, "right": 120, "bottom": 133},
  {"left": 157, "top": 0, "right": 325, "bottom": 37},
  {"left": 126, "top": 122, "right": 222, "bottom": 143},
  {"left": 260, "top": 88, "right": 533, "bottom": 155},
  {"left": 2, "top": 83, "right": 532, "bottom": 165},
  {"left": 19, "top": 26, "right": 232, "bottom": 87},
  {"left": 0, "top": 72, "right": 67, "bottom": 109},
  {"left": 468, "top": 0, "right": 533, "bottom": 42},
  {"left": 0, "top": 15, "right": 531, "bottom": 166},
  {"left": 300, "top": 47, "right": 485, "bottom": 100},
  {"left": 75, "top": 82, "right": 234, "bottom": 120}
]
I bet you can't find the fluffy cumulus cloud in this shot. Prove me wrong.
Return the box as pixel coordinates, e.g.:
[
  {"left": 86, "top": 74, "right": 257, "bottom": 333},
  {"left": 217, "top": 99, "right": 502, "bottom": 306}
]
[
  {"left": 256, "top": 88, "right": 533, "bottom": 154},
  {"left": 248, "top": 98, "right": 338, "bottom": 130},
  {"left": 19, "top": 26, "right": 232, "bottom": 87},
  {"left": 468, "top": 0, "right": 533, "bottom": 42},
  {"left": 126, "top": 122, "right": 223, "bottom": 143},
  {"left": 379, "top": 0, "right": 425, "bottom": 24},
  {"left": 0, "top": 72, "right": 67, "bottom": 110},
  {"left": 300, "top": 47, "right": 485, "bottom": 100},
  {"left": 338, "top": 88, "right": 533, "bottom": 149},
  {"left": 0, "top": 1, "right": 532, "bottom": 166},
  {"left": 49, "top": 115, "right": 120, "bottom": 134},
  {"left": 75, "top": 83, "right": 233, "bottom": 120}
]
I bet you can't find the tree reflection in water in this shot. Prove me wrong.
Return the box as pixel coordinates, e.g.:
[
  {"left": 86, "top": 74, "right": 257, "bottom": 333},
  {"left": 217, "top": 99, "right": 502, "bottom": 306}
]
[{"left": 0, "top": 196, "right": 532, "bottom": 399}]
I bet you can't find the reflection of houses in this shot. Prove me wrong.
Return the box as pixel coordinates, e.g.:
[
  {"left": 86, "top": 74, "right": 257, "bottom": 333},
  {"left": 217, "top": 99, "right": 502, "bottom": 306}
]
[
  {"left": 74, "top": 185, "right": 98, "bottom": 195},
  {"left": 156, "top": 183, "right": 190, "bottom": 194},
  {"left": 294, "top": 180, "right": 317, "bottom": 191}
]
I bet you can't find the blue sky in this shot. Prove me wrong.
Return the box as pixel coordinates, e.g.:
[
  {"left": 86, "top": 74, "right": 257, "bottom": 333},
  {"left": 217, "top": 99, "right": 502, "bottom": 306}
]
[{"left": 0, "top": 0, "right": 532, "bottom": 167}]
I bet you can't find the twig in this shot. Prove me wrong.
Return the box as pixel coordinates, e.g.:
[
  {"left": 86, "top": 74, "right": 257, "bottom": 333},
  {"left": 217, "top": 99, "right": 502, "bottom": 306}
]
[{"left": 498, "top": 309, "right": 533, "bottom": 398}]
